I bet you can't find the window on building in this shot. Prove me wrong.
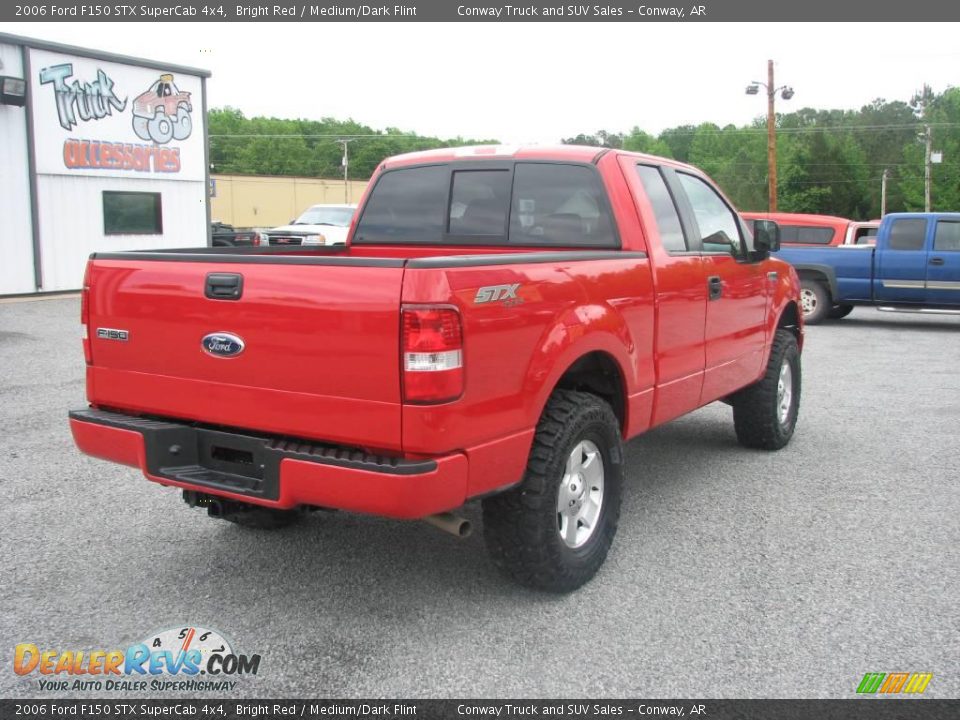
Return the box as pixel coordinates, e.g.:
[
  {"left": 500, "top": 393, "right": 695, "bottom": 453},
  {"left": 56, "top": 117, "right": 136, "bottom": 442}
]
[{"left": 103, "top": 192, "right": 163, "bottom": 235}]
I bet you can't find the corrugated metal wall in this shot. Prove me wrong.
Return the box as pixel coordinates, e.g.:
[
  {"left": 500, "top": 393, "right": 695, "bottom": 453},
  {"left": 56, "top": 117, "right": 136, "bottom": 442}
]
[
  {"left": 0, "top": 42, "right": 36, "bottom": 295},
  {"left": 36, "top": 175, "right": 207, "bottom": 292}
]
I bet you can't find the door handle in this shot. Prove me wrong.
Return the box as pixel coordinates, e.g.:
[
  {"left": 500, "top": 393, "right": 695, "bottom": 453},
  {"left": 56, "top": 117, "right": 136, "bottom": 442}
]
[
  {"left": 929, "top": 257, "right": 945, "bottom": 266},
  {"left": 205, "top": 272, "right": 244, "bottom": 300},
  {"left": 707, "top": 275, "right": 722, "bottom": 301}
]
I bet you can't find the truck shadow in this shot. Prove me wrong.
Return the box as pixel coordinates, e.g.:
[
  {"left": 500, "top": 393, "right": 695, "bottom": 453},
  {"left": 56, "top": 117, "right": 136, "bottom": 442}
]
[
  {"left": 145, "top": 408, "right": 744, "bottom": 611},
  {"left": 833, "top": 316, "right": 959, "bottom": 332}
]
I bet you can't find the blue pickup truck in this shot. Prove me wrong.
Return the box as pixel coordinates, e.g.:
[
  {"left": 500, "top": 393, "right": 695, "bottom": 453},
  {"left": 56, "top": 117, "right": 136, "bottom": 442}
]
[{"left": 773, "top": 212, "right": 960, "bottom": 323}]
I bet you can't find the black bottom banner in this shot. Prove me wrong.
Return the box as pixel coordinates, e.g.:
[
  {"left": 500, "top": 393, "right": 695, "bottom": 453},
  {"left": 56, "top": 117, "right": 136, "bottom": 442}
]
[{"left": 2, "top": 700, "right": 958, "bottom": 720}]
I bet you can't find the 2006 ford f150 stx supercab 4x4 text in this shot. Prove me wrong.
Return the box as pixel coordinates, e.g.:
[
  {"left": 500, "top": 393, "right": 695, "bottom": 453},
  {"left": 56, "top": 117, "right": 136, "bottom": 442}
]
[{"left": 70, "top": 146, "right": 803, "bottom": 591}]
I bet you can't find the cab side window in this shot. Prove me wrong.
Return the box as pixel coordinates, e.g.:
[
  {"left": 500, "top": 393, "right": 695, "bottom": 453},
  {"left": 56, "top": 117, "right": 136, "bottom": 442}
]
[
  {"left": 635, "top": 165, "right": 688, "bottom": 253},
  {"left": 676, "top": 173, "right": 745, "bottom": 257},
  {"left": 934, "top": 221, "right": 960, "bottom": 251},
  {"left": 888, "top": 218, "right": 927, "bottom": 251}
]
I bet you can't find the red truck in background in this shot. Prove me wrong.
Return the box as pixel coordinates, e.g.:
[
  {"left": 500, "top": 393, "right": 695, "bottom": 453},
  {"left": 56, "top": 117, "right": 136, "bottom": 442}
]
[
  {"left": 70, "top": 146, "right": 803, "bottom": 592},
  {"left": 741, "top": 212, "right": 880, "bottom": 247}
]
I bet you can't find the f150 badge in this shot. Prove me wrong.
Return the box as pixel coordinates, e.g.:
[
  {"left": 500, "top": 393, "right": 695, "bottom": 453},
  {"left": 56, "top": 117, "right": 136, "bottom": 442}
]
[
  {"left": 475, "top": 283, "right": 522, "bottom": 305},
  {"left": 96, "top": 328, "right": 129, "bottom": 341},
  {"left": 202, "top": 332, "right": 245, "bottom": 358}
]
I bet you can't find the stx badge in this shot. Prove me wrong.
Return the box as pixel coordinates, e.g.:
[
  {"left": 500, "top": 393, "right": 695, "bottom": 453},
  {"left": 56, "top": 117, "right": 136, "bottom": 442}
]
[{"left": 475, "top": 284, "right": 521, "bottom": 305}]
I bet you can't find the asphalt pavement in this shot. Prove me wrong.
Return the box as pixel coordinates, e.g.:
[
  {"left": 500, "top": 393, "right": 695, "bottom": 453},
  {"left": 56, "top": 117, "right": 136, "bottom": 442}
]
[{"left": 1, "top": 297, "right": 958, "bottom": 699}]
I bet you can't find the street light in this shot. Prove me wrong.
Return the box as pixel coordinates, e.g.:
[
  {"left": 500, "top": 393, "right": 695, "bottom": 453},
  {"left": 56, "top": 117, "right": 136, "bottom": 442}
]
[{"left": 746, "top": 60, "right": 794, "bottom": 211}]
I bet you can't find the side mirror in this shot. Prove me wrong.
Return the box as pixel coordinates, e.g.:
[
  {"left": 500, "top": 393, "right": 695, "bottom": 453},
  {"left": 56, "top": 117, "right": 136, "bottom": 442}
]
[{"left": 752, "top": 219, "right": 780, "bottom": 254}]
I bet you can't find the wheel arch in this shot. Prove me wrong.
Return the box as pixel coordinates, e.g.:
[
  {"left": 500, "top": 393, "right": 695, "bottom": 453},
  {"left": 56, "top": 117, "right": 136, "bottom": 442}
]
[
  {"left": 550, "top": 350, "right": 628, "bottom": 435},
  {"left": 776, "top": 300, "right": 802, "bottom": 344},
  {"left": 794, "top": 263, "right": 838, "bottom": 300}
]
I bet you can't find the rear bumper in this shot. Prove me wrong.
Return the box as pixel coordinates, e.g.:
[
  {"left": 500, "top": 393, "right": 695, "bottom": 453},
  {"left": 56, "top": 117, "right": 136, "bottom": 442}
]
[{"left": 69, "top": 408, "right": 468, "bottom": 519}]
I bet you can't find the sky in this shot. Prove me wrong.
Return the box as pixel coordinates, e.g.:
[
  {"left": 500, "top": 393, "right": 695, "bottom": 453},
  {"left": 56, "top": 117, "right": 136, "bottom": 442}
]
[{"left": 9, "top": 22, "right": 960, "bottom": 143}]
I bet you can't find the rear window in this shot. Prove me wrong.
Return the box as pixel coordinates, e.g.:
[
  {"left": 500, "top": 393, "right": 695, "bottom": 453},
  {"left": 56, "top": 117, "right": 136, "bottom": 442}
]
[
  {"left": 448, "top": 170, "right": 511, "bottom": 236},
  {"left": 509, "top": 164, "right": 616, "bottom": 247},
  {"left": 354, "top": 162, "right": 617, "bottom": 247},
  {"left": 353, "top": 165, "right": 448, "bottom": 243},
  {"left": 779, "top": 225, "right": 836, "bottom": 245}
]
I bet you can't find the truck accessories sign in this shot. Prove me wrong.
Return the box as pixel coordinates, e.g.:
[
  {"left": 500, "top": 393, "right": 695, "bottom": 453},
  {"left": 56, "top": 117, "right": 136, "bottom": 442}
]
[{"left": 29, "top": 49, "right": 204, "bottom": 181}]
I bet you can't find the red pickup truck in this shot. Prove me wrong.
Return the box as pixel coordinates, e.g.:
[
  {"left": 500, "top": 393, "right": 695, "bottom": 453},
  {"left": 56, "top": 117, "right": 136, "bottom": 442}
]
[{"left": 70, "top": 146, "right": 803, "bottom": 592}]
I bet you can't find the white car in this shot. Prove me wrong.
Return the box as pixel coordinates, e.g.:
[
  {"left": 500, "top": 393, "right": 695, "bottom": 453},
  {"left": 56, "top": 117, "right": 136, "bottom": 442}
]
[{"left": 261, "top": 204, "right": 357, "bottom": 247}]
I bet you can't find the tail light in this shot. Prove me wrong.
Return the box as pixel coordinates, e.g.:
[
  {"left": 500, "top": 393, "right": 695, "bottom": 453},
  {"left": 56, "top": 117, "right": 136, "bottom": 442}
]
[
  {"left": 402, "top": 306, "right": 463, "bottom": 403},
  {"left": 81, "top": 262, "right": 92, "bottom": 364}
]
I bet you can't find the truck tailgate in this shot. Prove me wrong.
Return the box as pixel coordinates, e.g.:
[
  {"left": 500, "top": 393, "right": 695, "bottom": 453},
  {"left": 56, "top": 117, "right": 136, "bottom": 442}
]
[{"left": 85, "top": 256, "right": 405, "bottom": 450}]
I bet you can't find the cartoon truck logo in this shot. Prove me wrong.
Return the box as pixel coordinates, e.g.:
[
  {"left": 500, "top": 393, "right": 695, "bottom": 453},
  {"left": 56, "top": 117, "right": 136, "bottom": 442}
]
[{"left": 131, "top": 73, "right": 192, "bottom": 145}]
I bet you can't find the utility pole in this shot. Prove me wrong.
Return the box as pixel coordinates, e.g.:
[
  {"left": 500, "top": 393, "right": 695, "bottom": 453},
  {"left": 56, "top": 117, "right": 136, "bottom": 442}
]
[
  {"left": 766, "top": 59, "right": 777, "bottom": 212},
  {"left": 924, "top": 125, "right": 932, "bottom": 212},
  {"left": 746, "top": 61, "right": 792, "bottom": 212},
  {"left": 881, "top": 168, "right": 889, "bottom": 217},
  {"left": 338, "top": 139, "right": 355, "bottom": 204}
]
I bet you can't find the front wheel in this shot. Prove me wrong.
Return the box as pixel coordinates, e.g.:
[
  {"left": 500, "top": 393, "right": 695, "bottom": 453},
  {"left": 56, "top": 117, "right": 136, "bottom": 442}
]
[
  {"left": 800, "top": 279, "right": 830, "bottom": 325},
  {"left": 482, "top": 390, "right": 623, "bottom": 592},
  {"left": 731, "top": 329, "right": 801, "bottom": 450}
]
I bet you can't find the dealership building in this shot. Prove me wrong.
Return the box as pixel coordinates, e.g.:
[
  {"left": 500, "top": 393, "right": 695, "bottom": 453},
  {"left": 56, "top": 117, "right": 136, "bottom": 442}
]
[{"left": 0, "top": 33, "right": 210, "bottom": 295}]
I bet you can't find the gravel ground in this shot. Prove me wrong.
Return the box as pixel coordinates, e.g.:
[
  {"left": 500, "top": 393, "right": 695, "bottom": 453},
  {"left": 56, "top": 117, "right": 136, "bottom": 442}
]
[{"left": 1, "top": 297, "right": 957, "bottom": 699}]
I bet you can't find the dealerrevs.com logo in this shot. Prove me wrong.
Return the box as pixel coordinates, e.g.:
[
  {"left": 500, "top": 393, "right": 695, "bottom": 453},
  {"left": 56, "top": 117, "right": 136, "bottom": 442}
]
[{"left": 14, "top": 626, "right": 261, "bottom": 693}]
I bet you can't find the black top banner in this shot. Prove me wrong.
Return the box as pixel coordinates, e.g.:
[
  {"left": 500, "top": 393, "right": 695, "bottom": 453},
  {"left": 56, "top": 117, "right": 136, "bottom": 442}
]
[{"left": 3, "top": 0, "right": 960, "bottom": 22}]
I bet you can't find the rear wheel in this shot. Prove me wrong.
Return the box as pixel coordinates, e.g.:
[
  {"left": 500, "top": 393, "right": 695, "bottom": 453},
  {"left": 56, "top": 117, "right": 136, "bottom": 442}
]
[
  {"left": 731, "top": 329, "right": 801, "bottom": 450},
  {"left": 482, "top": 390, "right": 623, "bottom": 592},
  {"left": 828, "top": 304, "right": 854, "bottom": 320},
  {"left": 799, "top": 279, "right": 830, "bottom": 325}
]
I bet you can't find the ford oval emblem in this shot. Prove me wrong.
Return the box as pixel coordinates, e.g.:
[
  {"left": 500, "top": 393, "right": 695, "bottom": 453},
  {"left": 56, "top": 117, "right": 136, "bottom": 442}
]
[{"left": 201, "top": 332, "right": 245, "bottom": 358}]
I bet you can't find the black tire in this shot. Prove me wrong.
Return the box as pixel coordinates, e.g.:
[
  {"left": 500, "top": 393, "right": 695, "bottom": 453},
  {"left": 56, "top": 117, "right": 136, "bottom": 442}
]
[
  {"left": 828, "top": 304, "right": 854, "bottom": 320},
  {"left": 482, "top": 389, "right": 623, "bottom": 593},
  {"left": 731, "top": 329, "right": 801, "bottom": 450},
  {"left": 800, "top": 279, "right": 830, "bottom": 325}
]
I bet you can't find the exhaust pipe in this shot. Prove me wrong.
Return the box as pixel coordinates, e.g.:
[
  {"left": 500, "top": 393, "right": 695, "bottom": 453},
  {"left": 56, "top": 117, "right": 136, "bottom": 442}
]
[{"left": 423, "top": 512, "right": 472, "bottom": 538}]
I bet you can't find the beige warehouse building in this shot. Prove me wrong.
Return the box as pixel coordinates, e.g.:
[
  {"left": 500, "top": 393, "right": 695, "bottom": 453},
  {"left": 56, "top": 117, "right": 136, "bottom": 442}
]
[{"left": 211, "top": 174, "right": 369, "bottom": 228}]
